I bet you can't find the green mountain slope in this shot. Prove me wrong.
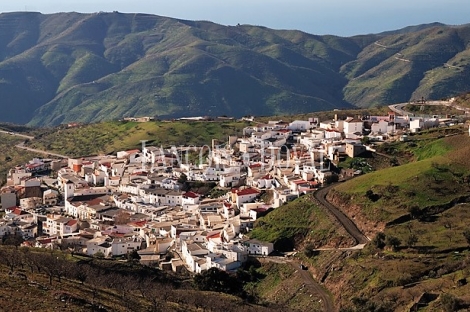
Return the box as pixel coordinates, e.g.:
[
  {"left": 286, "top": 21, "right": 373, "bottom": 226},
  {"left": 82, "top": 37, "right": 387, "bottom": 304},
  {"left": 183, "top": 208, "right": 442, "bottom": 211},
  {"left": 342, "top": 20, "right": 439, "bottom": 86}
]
[{"left": 0, "top": 12, "right": 469, "bottom": 126}]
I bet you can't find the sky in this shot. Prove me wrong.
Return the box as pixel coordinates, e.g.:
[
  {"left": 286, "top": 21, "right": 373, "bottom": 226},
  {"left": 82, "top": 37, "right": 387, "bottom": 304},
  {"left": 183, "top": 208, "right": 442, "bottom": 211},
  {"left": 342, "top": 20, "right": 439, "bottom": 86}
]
[{"left": 2, "top": 0, "right": 469, "bottom": 36}]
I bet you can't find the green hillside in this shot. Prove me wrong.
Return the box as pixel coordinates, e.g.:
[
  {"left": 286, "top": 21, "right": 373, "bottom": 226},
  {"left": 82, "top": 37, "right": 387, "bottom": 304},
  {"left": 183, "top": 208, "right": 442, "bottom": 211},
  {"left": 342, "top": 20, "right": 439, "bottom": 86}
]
[{"left": 0, "top": 12, "right": 469, "bottom": 126}]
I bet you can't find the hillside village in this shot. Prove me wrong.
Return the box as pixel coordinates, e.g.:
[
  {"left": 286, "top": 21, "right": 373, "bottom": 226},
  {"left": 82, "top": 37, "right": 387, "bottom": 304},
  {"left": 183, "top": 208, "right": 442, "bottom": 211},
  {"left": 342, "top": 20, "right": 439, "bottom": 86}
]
[{"left": 0, "top": 111, "right": 455, "bottom": 274}]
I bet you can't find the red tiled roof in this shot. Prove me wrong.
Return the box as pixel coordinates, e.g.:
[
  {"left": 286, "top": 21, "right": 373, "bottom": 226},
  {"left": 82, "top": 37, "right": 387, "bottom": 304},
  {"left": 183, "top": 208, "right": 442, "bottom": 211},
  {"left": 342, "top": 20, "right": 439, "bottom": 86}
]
[
  {"left": 13, "top": 208, "right": 29, "bottom": 215},
  {"left": 66, "top": 220, "right": 78, "bottom": 226},
  {"left": 206, "top": 232, "right": 221, "bottom": 239},
  {"left": 183, "top": 191, "right": 199, "bottom": 199},
  {"left": 37, "top": 238, "right": 53, "bottom": 245},
  {"left": 130, "top": 221, "right": 147, "bottom": 227},
  {"left": 126, "top": 149, "right": 140, "bottom": 154},
  {"left": 249, "top": 163, "right": 262, "bottom": 169}
]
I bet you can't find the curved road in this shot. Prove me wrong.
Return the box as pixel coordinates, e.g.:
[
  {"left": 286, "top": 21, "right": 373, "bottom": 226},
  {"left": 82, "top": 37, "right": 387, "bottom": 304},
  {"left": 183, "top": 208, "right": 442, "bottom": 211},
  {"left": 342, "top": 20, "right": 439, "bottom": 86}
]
[
  {"left": 1, "top": 129, "right": 69, "bottom": 159},
  {"left": 388, "top": 100, "right": 470, "bottom": 116},
  {"left": 289, "top": 261, "right": 335, "bottom": 312},
  {"left": 15, "top": 141, "right": 69, "bottom": 159},
  {"left": 262, "top": 256, "right": 335, "bottom": 312},
  {"left": 314, "top": 185, "right": 369, "bottom": 245}
]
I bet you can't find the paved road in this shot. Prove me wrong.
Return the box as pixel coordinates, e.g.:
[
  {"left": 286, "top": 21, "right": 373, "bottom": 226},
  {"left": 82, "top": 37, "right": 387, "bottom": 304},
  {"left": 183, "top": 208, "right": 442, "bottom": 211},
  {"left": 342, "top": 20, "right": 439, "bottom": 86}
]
[
  {"left": 314, "top": 185, "right": 369, "bottom": 245},
  {"left": 388, "top": 100, "right": 470, "bottom": 116}
]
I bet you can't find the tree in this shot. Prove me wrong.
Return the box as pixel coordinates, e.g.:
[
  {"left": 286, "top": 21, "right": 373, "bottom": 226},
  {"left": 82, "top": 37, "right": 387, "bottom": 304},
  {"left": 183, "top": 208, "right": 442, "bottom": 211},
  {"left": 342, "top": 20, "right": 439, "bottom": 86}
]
[
  {"left": 361, "top": 136, "right": 370, "bottom": 145},
  {"left": 94, "top": 251, "right": 105, "bottom": 259},
  {"left": 304, "top": 243, "right": 318, "bottom": 258},
  {"left": 463, "top": 230, "right": 470, "bottom": 246},
  {"left": 408, "top": 206, "right": 421, "bottom": 220},
  {"left": 406, "top": 233, "right": 418, "bottom": 247},
  {"left": 440, "top": 293, "right": 459, "bottom": 312},
  {"left": 114, "top": 211, "right": 131, "bottom": 225},
  {"left": 385, "top": 236, "right": 401, "bottom": 251},
  {"left": 127, "top": 250, "right": 141, "bottom": 263},
  {"left": 0, "top": 247, "right": 22, "bottom": 273},
  {"left": 178, "top": 173, "right": 188, "bottom": 184},
  {"left": 372, "top": 232, "right": 386, "bottom": 249},
  {"left": 2, "top": 232, "right": 24, "bottom": 249},
  {"left": 193, "top": 268, "right": 243, "bottom": 296},
  {"left": 138, "top": 277, "right": 170, "bottom": 312}
]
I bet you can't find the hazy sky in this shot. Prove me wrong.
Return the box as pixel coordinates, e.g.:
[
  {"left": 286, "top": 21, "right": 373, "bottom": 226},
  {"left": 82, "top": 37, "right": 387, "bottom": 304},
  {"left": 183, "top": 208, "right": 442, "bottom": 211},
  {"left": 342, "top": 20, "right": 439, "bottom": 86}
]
[{"left": 2, "top": 0, "right": 469, "bottom": 36}]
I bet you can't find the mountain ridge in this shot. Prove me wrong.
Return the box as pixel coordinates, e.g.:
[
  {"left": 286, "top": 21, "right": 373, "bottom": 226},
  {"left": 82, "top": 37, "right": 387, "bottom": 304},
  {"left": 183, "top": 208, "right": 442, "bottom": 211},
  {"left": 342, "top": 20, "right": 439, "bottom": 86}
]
[{"left": 0, "top": 12, "right": 469, "bottom": 126}]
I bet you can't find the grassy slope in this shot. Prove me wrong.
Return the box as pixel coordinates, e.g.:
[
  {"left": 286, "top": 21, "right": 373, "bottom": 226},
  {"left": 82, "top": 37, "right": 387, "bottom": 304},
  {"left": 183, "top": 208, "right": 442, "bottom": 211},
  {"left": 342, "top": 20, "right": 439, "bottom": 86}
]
[
  {"left": 253, "top": 262, "right": 323, "bottom": 311},
  {"left": 28, "top": 120, "right": 250, "bottom": 157},
  {"left": 250, "top": 195, "right": 355, "bottom": 250},
  {"left": 333, "top": 131, "right": 470, "bottom": 222},
  {"left": 0, "top": 132, "right": 43, "bottom": 185},
  {"left": 322, "top": 129, "right": 470, "bottom": 311}
]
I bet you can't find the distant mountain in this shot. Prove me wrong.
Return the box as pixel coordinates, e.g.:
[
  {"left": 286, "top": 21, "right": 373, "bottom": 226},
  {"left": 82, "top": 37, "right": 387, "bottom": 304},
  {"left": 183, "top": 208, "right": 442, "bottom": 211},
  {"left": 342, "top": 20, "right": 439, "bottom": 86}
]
[
  {"left": 0, "top": 12, "right": 469, "bottom": 126},
  {"left": 377, "top": 22, "right": 447, "bottom": 36}
]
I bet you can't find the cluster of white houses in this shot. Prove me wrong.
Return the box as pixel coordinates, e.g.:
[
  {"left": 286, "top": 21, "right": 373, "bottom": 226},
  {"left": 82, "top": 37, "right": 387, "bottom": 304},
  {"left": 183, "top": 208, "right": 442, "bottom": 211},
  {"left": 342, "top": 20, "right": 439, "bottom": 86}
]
[{"left": 0, "top": 111, "right": 444, "bottom": 271}]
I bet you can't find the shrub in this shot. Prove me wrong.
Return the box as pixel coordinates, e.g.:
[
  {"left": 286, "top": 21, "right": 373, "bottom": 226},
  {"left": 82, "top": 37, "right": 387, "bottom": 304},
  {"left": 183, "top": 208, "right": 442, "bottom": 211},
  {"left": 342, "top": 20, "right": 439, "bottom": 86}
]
[
  {"left": 385, "top": 236, "right": 401, "bottom": 251},
  {"left": 440, "top": 293, "right": 459, "bottom": 312},
  {"left": 372, "top": 232, "right": 386, "bottom": 249}
]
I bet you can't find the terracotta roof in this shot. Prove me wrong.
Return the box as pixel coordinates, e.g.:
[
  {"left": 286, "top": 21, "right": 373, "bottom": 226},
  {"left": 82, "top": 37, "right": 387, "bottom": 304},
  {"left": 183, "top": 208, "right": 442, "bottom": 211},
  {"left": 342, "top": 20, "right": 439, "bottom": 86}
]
[
  {"left": 130, "top": 221, "right": 147, "bottom": 227},
  {"left": 261, "top": 174, "right": 273, "bottom": 180},
  {"left": 183, "top": 191, "right": 199, "bottom": 199},
  {"left": 66, "top": 220, "right": 78, "bottom": 226},
  {"left": 126, "top": 149, "right": 140, "bottom": 154},
  {"left": 206, "top": 232, "right": 221, "bottom": 239},
  {"left": 13, "top": 208, "right": 29, "bottom": 215}
]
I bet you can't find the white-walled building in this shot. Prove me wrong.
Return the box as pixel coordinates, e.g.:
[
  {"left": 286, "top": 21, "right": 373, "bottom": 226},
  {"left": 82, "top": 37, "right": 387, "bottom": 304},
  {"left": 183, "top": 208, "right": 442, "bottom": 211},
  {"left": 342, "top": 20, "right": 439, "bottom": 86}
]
[
  {"left": 344, "top": 117, "right": 363, "bottom": 139},
  {"left": 243, "top": 239, "right": 273, "bottom": 256}
]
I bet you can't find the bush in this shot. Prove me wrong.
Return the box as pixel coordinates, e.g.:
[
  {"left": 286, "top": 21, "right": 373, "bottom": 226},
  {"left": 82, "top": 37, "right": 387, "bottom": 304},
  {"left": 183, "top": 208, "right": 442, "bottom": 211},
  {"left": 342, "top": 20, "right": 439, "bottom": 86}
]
[
  {"left": 94, "top": 251, "right": 105, "bottom": 258},
  {"left": 440, "top": 293, "right": 459, "bottom": 312},
  {"left": 304, "top": 243, "right": 318, "bottom": 258},
  {"left": 372, "top": 232, "right": 386, "bottom": 249},
  {"left": 385, "top": 236, "right": 401, "bottom": 251}
]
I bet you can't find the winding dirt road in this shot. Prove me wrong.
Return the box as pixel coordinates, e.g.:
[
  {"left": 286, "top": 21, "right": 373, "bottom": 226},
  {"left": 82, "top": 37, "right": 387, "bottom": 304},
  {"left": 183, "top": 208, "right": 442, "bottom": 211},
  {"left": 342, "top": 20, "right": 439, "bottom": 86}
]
[
  {"left": 288, "top": 261, "right": 335, "bottom": 312},
  {"left": 0, "top": 129, "right": 69, "bottom": 159}
]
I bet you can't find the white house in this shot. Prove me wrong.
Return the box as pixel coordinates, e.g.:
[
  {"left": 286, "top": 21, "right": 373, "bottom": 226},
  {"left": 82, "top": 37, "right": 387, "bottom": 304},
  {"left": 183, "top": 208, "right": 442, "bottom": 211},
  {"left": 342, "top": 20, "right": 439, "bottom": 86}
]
[
  {"left": 181, "top": 240, "right": 209, "bottom": 272},
  {"left": 182, "top": 191, "right": 200, "bottom": 205},
  {"left": 288, "top": 120, "right": 313, "bottom": 131},
  {"left": 371, "top": 120, "right": 395, "bottom": 134},
  {"left": 111, "top": 237, "right": 142, "bottom": 256},
  {"left": 231, "top": 188, "right": 260, "bottom": 207},
  {"left": 344, "top": 117, "right": 363, "bottom": 139},
  {"left": 86, "top": 237, "right": 112, "bottom": 257},
  {"left": 257, "top": 174, "right": 274, "bottom": 189},
  {"left": 42, "top": 214, "right": 78, "bottom": 237},
  {"left": 243, "top": 239, "right": 273, "bottom": 256}
]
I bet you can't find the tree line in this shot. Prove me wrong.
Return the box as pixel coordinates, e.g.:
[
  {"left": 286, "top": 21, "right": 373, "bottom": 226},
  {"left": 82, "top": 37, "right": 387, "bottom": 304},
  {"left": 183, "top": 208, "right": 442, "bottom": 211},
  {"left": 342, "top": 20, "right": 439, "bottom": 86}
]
[{"left": 0, "top": 246, "right": 271, "bottom": 312}]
